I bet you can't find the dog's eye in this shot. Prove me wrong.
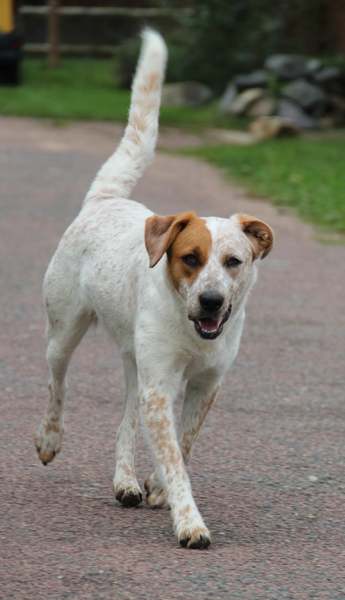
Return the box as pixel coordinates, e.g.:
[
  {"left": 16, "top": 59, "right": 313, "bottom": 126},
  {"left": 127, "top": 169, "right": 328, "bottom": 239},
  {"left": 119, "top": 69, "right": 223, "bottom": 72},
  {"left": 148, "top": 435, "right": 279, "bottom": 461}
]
[
  {"left": 182, "top": 254, "right": 198, "bottom": 267},
  {"left": 226, "top": 257, "right": 242, "bottom": 268}
]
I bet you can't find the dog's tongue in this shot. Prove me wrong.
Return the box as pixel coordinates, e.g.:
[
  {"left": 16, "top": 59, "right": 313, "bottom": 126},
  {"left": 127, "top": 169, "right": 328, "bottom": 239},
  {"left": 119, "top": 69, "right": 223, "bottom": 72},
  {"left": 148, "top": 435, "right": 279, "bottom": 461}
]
[{"left": 198, "top": 317, "right": 222, "bottom": 332}]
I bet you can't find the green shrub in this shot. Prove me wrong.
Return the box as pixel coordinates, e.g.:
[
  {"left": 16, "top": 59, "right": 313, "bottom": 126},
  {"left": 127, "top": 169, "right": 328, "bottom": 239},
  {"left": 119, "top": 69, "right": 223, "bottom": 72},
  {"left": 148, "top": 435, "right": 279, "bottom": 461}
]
[
  {"left": 176, "top": 0, "right": 332, "bottom": 93},
  {"left": 112, "top": 1, "right": 341, "bottom": 94}
]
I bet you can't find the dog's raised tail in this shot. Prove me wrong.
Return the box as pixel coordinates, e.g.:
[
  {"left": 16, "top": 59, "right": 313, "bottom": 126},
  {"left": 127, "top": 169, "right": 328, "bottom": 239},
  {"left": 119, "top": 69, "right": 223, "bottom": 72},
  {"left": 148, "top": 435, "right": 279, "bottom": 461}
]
[{"left": 84, "top": 29, "right": 167, "bottom": 205}]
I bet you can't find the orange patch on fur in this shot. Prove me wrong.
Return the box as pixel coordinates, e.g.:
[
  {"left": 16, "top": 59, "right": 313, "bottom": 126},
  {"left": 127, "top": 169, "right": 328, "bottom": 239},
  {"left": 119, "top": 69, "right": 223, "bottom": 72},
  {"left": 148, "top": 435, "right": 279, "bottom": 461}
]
[
  {"left": 147, "top": 72, "right": 161, "bottom": 91},
  {"left": 127, "top": 127, "right": 142, "bottom": 146},
  {"left": 178, "top": 505, "right": 192, "bottom": 519},
  {"left": 44, "top": 422, "right": 60, "bottom": 434},
  {"left": 166, "top": 218, "right": 212, "bottom": 292},
  {"left": 237, "top": 214, "right": 274, "bottom": 260},
  {"left": 121, "top": 463, "right": 136, "bottom": 479},
  {"left": 145, "top": 212, "right": 212, "bottom": 292},
  {"left": 145, "top": 212, "right": 194, "bottom": 267},
  {"left": 143, "top": 393, "right": 183, "bottom": 473},
  {"left": 146, "top": 394, "right": 166, "bottom": 413},
  {"left": 138, "top": 71, "right": 161, "bottom": 95},
  {"left": 131, "top": 113, "right": 148, "bottom": 133}
]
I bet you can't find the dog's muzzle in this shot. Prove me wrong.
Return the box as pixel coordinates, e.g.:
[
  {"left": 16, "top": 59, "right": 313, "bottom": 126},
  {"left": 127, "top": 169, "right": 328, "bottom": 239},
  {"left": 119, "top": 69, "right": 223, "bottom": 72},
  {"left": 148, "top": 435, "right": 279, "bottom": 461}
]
[{"left": 188, "top": 303, "right": 232, "bottom": 340}]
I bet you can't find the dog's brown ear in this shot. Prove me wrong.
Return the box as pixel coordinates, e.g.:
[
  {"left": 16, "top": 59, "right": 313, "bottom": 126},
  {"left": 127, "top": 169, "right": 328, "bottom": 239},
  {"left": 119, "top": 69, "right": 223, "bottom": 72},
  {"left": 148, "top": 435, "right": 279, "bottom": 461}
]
[
  {"left": 237, "top": 214, "right": 274, "bottom": 259},
  {"left": 145, "top": 212, "right": 196, "bottom": 268}
]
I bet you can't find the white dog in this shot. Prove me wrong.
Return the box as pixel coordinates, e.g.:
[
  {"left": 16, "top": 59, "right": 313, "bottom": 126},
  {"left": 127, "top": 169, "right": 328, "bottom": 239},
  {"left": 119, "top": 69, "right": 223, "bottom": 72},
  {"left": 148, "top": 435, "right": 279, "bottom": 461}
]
[{"left": 36, "top": 29, "right": 274, "bottom": 549}]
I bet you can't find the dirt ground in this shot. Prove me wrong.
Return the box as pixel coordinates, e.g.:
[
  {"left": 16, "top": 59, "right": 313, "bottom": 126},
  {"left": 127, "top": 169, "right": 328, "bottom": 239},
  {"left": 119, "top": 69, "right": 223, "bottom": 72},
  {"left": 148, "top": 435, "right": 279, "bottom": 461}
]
[{"left": 1, "top": 116, "right": 345, "bottom": 600}]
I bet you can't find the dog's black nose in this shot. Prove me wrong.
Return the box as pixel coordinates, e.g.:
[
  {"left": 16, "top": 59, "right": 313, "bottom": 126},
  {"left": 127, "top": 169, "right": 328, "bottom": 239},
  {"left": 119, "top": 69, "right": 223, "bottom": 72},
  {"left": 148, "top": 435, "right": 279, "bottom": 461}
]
[{"left": 199, "top": 291, "right": 224, "bottom": 313}]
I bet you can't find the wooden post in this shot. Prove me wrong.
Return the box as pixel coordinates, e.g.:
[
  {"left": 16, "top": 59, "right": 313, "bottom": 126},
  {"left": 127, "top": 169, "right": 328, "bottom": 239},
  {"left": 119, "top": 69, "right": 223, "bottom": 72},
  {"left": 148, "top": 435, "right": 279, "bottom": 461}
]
[{"left": 47, "top": 0, "right": 59, "bottom": 69}]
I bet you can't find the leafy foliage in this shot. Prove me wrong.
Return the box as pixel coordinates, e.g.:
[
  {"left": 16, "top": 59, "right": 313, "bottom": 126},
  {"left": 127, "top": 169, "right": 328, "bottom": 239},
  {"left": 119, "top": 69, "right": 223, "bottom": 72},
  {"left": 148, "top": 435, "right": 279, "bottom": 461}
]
[{"left": 174, "top": 0, "right": 332, "bottom": 93}]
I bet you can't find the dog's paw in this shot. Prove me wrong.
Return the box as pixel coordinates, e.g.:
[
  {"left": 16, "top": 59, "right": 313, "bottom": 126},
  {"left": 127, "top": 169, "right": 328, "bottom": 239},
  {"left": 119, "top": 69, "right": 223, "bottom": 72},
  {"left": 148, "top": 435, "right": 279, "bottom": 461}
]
[
  {"left": 35, "top": 422, "right": 63, "bottom": 465},
  {"left": 174, "top": 507, "right": 211, "bottom": 549},
  {"left": 144, "top": 473, "right": 165, "bottom": 508},
  {"left": 178, "top": 526, "right": 211, "bottom": 550},
  {"left": 115, "top": 486, "right": 142, "bottom": 507}
]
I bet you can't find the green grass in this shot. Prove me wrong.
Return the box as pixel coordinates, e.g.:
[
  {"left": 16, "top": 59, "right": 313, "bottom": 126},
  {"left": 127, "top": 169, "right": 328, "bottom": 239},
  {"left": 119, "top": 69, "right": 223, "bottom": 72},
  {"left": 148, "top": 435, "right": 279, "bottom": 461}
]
[
  {"left": 0, "top": 57, "right": 244, "bottom": 130},
  {"left": 160, "top": 103, "right": 246, "bottom": 131},
  {"left": 0, "top": 58, "right": 130, "bottom": 121},
  {"left": 182, "top": 139, "right": 345, "bottom": 234}
]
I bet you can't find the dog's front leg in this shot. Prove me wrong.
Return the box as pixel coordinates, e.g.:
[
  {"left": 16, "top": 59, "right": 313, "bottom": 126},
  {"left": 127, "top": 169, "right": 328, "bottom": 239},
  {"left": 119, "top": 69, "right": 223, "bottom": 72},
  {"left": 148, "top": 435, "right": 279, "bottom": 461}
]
[
  {"left": 140, "top": 382, "right": 211, "bottom": 549},
  {"left": 145, "top": 376, "right": 221, "bottom": 510}
]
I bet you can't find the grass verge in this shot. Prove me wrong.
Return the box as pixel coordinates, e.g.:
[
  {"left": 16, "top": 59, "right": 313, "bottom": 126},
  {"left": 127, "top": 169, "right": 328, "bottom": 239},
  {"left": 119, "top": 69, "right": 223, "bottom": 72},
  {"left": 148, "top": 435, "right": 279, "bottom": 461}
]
[
  {"left": 0, "top": 57, "right": 244, "bottom": 130},
  {"left": 2, "top": 59, "right": 344, "bottom": 236},
  {"left": 181, "top": 138, "right": 345, "bottom": 235}
]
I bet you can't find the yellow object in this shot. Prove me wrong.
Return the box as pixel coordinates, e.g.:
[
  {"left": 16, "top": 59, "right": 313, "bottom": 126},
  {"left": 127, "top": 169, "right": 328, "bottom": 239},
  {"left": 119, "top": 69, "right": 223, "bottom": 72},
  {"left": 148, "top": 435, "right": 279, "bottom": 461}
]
[{"left": 0, "top": 0, "right": 13, "bottom": 33}]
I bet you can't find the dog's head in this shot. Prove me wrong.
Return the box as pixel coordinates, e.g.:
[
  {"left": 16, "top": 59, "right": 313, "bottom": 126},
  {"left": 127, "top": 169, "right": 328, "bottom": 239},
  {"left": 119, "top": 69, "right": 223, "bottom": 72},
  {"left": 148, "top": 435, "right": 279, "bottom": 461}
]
[{"left": 145, "top": 211, "right": 273, "bottom": 340}]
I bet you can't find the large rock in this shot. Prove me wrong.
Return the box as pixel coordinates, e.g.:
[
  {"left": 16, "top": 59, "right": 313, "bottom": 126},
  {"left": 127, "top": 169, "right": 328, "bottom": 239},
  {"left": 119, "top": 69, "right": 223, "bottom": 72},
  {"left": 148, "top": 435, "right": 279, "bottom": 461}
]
[
  {"left": 282, "top": 78, "right": 328, "bottom": 116},
  {"left": 312, "top": 67, "right": 343, "bottom": 85},
  {"left": 161, "top": 82, "right": 213, "bottom": 108},
  {"left": 225, "top": 88, "right": 266, "bottom": 116},
  {"left": 264, "top": 54, "right": 307, "bottom": 81},
  {"left": 219, "top": 71, "right": 270, "bottom": 114},
  {"left": 277, "top": 99, "right": 319, "bottom": 129},
  {"left": 206, "top": 129, "right": 255, "bottom": 145},
  {"left": 233, "top": 70, "right": 269, "bottom": 91},
  {"left": 247, "top": 95, "right": 276, "bottom": 118},
  {"left": 306, "top": 58, "right": 322, "bottom": 75},
  {"left": 250, "top": 116, "right": 298, "bottom": 140},
  {"left": 219, "top": 83, "right": 238, "bottom": 113}
]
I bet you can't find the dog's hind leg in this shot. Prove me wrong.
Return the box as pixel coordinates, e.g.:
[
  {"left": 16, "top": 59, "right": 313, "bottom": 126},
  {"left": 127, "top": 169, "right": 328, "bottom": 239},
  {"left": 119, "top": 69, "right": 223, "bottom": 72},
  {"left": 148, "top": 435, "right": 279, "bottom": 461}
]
[
  {"left": 36, "top": 307, "right": 92, "bottom": 465},
  {"left": 113, "top": 353, "right": 142, "bottom": 507},
  {"left": 144, "top": 468, "right": 165, "bottom": 508},
  {"left": 178, "top": 377, "right": 221, "bottom": 464}
]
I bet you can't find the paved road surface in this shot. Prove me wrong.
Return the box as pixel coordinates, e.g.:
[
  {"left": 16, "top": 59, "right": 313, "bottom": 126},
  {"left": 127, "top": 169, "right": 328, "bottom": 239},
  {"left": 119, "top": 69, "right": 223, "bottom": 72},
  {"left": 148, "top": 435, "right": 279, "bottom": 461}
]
[{"left": 1, "top": 117, "right": 345, "bottom": 599}]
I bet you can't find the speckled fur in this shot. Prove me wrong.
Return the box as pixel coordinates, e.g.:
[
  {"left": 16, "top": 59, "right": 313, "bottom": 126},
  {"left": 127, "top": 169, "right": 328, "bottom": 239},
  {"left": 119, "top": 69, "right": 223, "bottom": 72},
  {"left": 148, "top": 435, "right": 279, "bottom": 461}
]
[{"left": 36, "top": 29, "right": 273, "bottom": 549}]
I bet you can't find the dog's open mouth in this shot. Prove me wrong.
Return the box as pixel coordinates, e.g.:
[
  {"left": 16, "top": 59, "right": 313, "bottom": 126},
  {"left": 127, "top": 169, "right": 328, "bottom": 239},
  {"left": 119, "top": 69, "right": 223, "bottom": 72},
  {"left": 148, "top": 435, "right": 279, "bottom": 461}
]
[{"left": 189, "top": 305, "right": 232, "bottom": 340}]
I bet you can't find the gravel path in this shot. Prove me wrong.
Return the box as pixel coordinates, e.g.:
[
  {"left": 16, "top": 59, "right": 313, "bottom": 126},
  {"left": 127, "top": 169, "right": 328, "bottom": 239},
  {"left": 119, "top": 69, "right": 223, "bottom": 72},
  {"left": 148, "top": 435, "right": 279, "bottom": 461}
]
[{"left": 1, "top": 117, "right": 345, "bottom": 599}]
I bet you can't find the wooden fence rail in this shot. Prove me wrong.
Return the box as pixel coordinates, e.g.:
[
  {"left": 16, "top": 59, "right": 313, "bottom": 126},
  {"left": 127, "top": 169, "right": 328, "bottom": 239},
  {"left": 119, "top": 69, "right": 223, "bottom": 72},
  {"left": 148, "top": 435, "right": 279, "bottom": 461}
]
[
  {"left": 23, "top": 43, "right": 123, "bottom": 55},
  {"left": 19, "top": 4, "right": 191, "bottom": 63},
  {"left": 19, "top": 6, "right": 191, "bottom": 17}
]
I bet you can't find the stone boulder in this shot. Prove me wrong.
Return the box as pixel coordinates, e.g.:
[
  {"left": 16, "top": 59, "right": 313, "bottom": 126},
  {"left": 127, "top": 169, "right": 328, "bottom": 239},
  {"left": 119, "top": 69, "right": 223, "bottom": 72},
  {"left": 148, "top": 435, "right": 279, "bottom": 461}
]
[
  {"left": 233, "top": 70, "right": 269, "bottom": 91},
  {"left": 225, "top": 88, "right": 266, "bottom": 116},
  {"left": 218, "top": 53, "right": 345, "bottom": 131},
  {"left": 282, "top": 78, "right": 328, "bottom": 117},
  {"left": 247, "top": 95, "right": 276, "bottom": 118},
  {"left": 312, "top": 67, "right": 343, "bottom": 85},
  {"left": 161, "top": 82, "right": 213, "bottom": 108},
  {"left": 306, "top": 58, "right": 322, "bottom": 75},
  {"left": 250, "top": 116, "right": 298, "bottom": 140},
  {"left": 277, "top": 99, "right": 319, "bottom": 129},
  {"left": 219, "top": 83, "right": 238, "bottom": 114},
  {"left": 264, "top": 54, "right": 307, "bottom": 81}
]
